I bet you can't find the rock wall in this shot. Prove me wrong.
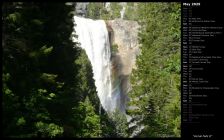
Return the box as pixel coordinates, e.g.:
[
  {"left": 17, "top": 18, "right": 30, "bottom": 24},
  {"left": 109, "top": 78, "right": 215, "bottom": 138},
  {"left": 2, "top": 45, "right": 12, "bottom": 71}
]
[
  {"left": 107, "top": 19, "right": 140, "bottom": 74},
  {"left": 107, "top": 19, "right": 139, "bottom": 50},
  {"left": 106, "top": 19, "right": 140, "bottom": 107}
]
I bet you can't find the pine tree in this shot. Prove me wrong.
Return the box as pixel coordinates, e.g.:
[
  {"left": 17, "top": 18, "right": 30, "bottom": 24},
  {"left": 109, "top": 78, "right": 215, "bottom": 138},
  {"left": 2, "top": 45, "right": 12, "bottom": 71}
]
[
  {"left": 2, "top": 2, "right": 81, "bottom": 137},
  {"left": 127, "top": 3, "right": 181, "bottom": 137}
]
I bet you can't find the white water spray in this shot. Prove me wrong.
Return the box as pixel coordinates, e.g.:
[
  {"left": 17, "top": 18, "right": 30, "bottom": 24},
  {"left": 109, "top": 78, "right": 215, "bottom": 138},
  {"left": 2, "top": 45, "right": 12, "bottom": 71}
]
[
  {"left": 72, "top": 16, "right": 124, "bottom": 113},
  {"left": 120, "top": 6, "right": 126, "bottom": 19}
]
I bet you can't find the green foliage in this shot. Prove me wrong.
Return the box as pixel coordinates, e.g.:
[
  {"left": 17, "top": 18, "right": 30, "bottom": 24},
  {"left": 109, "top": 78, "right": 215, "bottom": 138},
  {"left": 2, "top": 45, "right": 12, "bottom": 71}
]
[
  {"left": 40, "top": 73, "right": 58, "bottom": 83},
  {"left": 3, "top": 2, "right": 181, "bottom": 138},
  {"left": 111, "top": 44, "right": 118, "bottom": 54},
  {"left": 72, "top": 97, "right": 102, "bottom": 137},
  {"left": 86, "top": 3, "right": 122, "bottom": 20},
  {"left": 86, "top": 3, "right": 103, "bottom": 19},
  {"left": 35, "top": 122, "right": 64, "bottom": 137},
  {"left": 16, "top": 117, "right": 26, "bottom": 126},
  {"left": 100, "top": 110, "right": 128, "bottom": 138},
  {"left": 123, "top": 3, "right": 139, "bottom": 21},
  {"left": 110, "top": 110, "right": 128, "bottom": 138},
  {"left": 128, "top": 3, "right": 181, "bottom": 137},
  {"left": 74, "top": 49, "right": 100, "bottom": 110},
  {"left": 109, "top": 3, "right": 122, "bottom": 19},
  {"left": 40, "top": 45, "right": 53, "bottom": 55},
  {"left": 2, "top": 2, "right": 80, "bottom": 138},
  {"left": 6, "top": 12, "right": 22, "bottom": 23}
]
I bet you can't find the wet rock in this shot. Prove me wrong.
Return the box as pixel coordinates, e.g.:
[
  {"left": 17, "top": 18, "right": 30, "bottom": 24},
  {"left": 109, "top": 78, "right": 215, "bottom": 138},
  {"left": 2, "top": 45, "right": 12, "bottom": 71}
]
[{"left": 107, "top": 19, "right": 141, "bottom": 113}]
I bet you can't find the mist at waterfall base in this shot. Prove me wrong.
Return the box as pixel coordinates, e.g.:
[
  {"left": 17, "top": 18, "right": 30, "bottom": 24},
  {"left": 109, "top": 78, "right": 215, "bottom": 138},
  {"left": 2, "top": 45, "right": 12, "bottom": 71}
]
[{"left": 72, "top": 16, "right": 125, "bottom": 114}]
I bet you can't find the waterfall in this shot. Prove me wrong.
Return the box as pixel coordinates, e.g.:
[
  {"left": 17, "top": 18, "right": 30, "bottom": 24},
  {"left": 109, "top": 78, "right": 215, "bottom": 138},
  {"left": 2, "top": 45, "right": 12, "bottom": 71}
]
[
  {"left": 72, "top": 16, "right": 124, "bottom": 113},
  {"left": 120, "top": 6, "right": 126, "bottom": 19}
]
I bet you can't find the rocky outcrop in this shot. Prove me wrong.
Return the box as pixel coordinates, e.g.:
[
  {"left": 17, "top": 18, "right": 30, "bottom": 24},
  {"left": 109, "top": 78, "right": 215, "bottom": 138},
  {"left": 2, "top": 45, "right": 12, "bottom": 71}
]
[
  {"left": 106, "top": 19, "right": 140, "bottom": 109},
  {"left": 107, "top": 19, "right": 140, "bottom": 75},
  {"left": 107, "top": 19, "right": 139, "bottom": 50}
]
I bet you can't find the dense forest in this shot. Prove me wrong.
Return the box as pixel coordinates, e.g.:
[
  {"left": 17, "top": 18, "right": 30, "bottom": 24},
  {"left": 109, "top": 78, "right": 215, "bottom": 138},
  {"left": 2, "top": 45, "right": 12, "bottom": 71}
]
[{"left": 2, "top": 2, "right": 180, "bottom": 138}]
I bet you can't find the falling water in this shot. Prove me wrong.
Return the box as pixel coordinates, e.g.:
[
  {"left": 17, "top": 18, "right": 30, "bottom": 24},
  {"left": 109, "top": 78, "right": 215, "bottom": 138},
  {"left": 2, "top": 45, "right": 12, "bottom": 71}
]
[
  {"left": 72, "top": 16, "right": 123, "bottom": 113},
  {"left": 120, "top": 6, "right": 126, "bottom": 19}
]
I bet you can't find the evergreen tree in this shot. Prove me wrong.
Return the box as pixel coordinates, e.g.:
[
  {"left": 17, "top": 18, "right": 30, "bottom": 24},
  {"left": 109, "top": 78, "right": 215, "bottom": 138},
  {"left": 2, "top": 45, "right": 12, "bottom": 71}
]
[
  {"left": 3, "top": 2, "right": 181, "bottom": 138},
  {"left": 3, "top": 2, "right": 79, "bottom": 137},
  {"left": 71, "top": 97, "right": 101, "bottom": 137},
  {"left": 127, "top": 3, "right": 181, "bottom": 137},
  {"left": 86, "top": 2, "right": 122, "bottom": 20}
]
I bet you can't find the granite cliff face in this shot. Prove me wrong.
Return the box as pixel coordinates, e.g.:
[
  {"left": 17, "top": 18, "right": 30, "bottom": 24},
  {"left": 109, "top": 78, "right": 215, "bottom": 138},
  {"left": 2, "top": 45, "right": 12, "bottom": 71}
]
[
  {"left": 73, "top": 15, "right": 140, "bottom": 113},
  {"left": 107, "top": 19, "right": 144, "bottom": 136},
  {"left": 107, "top": 19, "right": 140, "bottom": 75},
  {"left": 106, "top": 19, "right": 140, "bottom": 106},
  {"left": 107, "top": 19, "right": 140, "bottom": 51}
]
